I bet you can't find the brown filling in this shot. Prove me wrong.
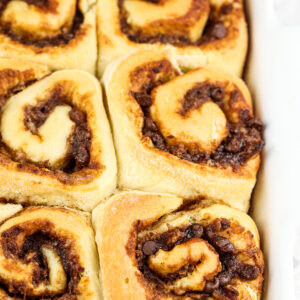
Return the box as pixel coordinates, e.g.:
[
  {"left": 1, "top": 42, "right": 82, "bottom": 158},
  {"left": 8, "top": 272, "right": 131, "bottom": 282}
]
[
  {"left": 68, "top": 108, "right": 91, "bottom": 171},
  {"left": 119, "top": 0, "right": 230, "bottom": 46},
  {"left": 0, "top": 85, "right": 91, "bottom": 175},
  {"left": 132, "top": 81, "right": 264, "bottom": 167},
  {"left": 0, "top": 0, "right": 84, "bottom": 47},
  {"left": 0, "top": 73, "right": 100, "bottom": 185},
  {"left": 0, "top": 69, "right": 38, "bottom": 107},
  {"left": 136, "top": 218, "right": 260, "bottom": 298},
  {"left": 0, "top": 221, "right": 84, "bottom": 299},
  {"left": 22, "top": 88, "right": 91, "bottom": 172}
]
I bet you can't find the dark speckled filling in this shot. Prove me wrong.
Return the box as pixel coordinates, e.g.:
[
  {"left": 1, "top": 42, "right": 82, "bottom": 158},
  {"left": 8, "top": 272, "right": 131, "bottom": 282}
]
[
  {"left": 136, "top": 218, "right": 260, "bottom": 298},
  {"left": 132, "top": 81, "right": 264, "bottom": 168},
  {"left": 0, "top": 221, "right": 84, "bottom": 299}
]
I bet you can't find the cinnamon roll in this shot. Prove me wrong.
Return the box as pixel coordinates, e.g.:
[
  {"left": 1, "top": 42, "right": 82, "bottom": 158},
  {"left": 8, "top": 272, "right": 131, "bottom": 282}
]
[
  {"left": 0, "top": 0, "right": 97, "bottom": 73},
  {"left": 92, "top": 191, "right": 264, "bottom": 299},
  {"left": 103, "top": 51, "right": 264, "bottom": 212},
  {"left": 0, "top": 58, "right": 116, "bottom": 211},
  {"left": 98, "top": 0, "right": 247, "bottom": 76},
  {"left": 0, "top": 204, "right": 102, "bottom": 299}
]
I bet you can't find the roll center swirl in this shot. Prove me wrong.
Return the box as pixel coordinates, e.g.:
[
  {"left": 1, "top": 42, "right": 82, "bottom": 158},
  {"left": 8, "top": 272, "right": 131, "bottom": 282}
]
[
  {"left": 130, "top": 60, "right": 264, "bottom": 167},
  {"left": 0, "top": 82, "right": 91, "bottom": 171},
  {"left": 151, "top": 82, "right": 229, "bottom": 153},
  {"left": 136, "top": 218, "right": 260, "bottom": 298},
  {"left": 0, "top": 218, "right": 84, "bottom": 298},
  {"left": 148, "top": 238, "right": 222, "bottom": 294},
  {"left": 0, "top": 0, "right": 84, "bottom": 46}
]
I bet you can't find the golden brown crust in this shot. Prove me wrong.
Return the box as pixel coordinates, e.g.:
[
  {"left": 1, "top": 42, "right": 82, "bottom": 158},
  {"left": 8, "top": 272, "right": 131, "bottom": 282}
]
[
  {"left": 103, "top": 50, "right": 262, "bottom": 212},
  {"left": 0, "top": 204, "right": 102, "bottom": 299},
  {"left": 98, "top": 0, "right": 248, "bottom": 76},
  {"left": 92, "top": 191, "right": 264, "bottom": 300},
  {"left": 0, "top": 0, "right": 97, "bottom": 73},
  {"left": 0, "top": 58, "right": 116, "bottom": 211}
]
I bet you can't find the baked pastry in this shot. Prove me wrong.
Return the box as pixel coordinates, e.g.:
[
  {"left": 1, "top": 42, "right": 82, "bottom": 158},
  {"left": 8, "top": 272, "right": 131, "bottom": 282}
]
[
  {"left": 97, "top": 0, "right": 247, "bottom": 76},
  {"left": 103, "top": 51, "right": 264, "bottom": 212},
  {"left": 93, "top": 191, "right": 264, "bottom": 299},
  {"left": 0, "top": 0, "right": 97, "bottom": 73},
  {"left": 0, "top": 58, "right": 116, "bottom": 211},
  {"left": 0, "top": 203, "right": 102, "bottom": 299}
]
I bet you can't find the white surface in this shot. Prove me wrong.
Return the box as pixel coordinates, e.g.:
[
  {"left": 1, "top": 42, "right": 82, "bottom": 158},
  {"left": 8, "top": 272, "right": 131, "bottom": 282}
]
[
  {"left": 294, "top": 229, "right": 300, "bottom": 299},
  {"left": 246, "top": 0, "right": 300, "bottom": 299},
  {"left": 273, "top": 0, "right": 300, "bottom": 26}
]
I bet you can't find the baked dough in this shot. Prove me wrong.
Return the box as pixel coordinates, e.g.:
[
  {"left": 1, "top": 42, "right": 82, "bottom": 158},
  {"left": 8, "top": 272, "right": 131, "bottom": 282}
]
[
  {"left": 0, "top": 58, "right": 116, "bottom": 211},
  {"left": 103, "top": 51, "right": 263, "bottom": 212},
  {"left": 0, "top": 204, "right": 102, "bottom": 299},
  {"left": 92, "top": 191, "right": 264, "bottom": 299},
  {"left": 97, "top": 0, "right": 247, "bottom": 76},
  {"left": 0, "top": 0, "right": 97, "bottom": 73}
]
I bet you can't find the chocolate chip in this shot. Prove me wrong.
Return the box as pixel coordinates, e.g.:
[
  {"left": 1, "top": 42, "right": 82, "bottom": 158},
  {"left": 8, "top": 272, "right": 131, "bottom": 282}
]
[
  {"left": 210, "top": 23, "right": 228, "bottom": 39},
  {"left": 205, "top": 225, "right": 216, "bottom": 240},
  {"left": 142, "top": 241, "right": 158, "bottom": 255},
  {"left": 238, "top": 264, "right": 260, "bottom": 280},
  {"left": 191, "top": 224, "right": 204, "bottom": 238},
  {"left": 223, "top": 255, "right": 242, "bottom": 272},
  {"left": 144, "top": 118, "right": 158, "bottom": 131},
  {"left": 218, "top": 271, "right": 233, "bottom": 286},
  {"left": 220, "top": 219, "right": 231, "bottom": 230},
  {"left": 212, "top": 236, "right": 237, "bottom": 254},
  {"left": 210, "top": 86, "right": 225, "bottom": 102},
  {"left": 132, "top": 92, "right": 153, "bottom": 107},
  {"left": 221, "top": 4, "right": 233, "bottom": 14}
]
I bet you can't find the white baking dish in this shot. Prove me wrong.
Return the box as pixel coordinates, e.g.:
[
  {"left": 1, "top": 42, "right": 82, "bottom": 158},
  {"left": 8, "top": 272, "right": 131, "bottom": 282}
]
[{"left": 246, "top": 0, "right": 300, "bottom": 299}]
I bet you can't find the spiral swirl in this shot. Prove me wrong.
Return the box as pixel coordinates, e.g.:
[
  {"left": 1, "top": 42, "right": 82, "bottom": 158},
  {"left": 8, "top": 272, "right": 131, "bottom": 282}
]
[
  {"left": 0, "top": 205, "right": 101, "bottom": 299},
  {"left": 0, "top": 0, "right": 97, "bottom": 73},
  {"left": 149, "top": 70, "right": 263, "bottom": 165},
  {"left": 0, "top": 59, "right": 116, "bottom": 211},
  {"left": 110, "top": 51, "right": 264, "bottom": 167},
  {"left": 98, "top": 0, "right": 247, "bottom": 75},
  {"left": 0, "top": 71, "right": 98, "bottom": 174},
  {"left": 104, "top": 50, "right": 263, "bottom": 211},
  {"left": 0, "top": 0, "right": 83, "bottom": 46},
  {"left": 137, "top": 216, "right": 262, "bottom": 297},
  {"left": 93, "top": 191, "right": 264, "bottom": 299}
]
